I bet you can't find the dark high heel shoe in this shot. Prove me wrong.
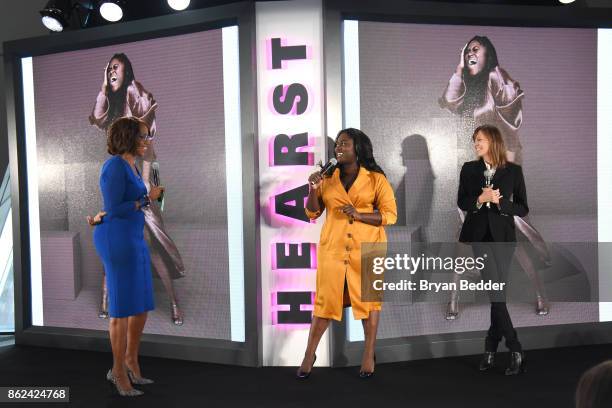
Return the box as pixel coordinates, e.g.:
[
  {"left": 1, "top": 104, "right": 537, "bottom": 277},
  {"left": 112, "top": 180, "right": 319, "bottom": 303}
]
[
  {"left": 296, "top": 354, "right": 317, "bottom": 379},
  {"left": 359, "top": 354, "right": 376, "bottom": 379},
  {"left": 106, "top": 369, "right": 144, "bottom": 397},
  {"left": 171, "top": 303, "right": 183, "bottom": 326},
  {"left": 479, "top": 352, "right": 495, "bottom": 371},
  {"left": 505, "top": 352, "right": 526, "bottom": 376}
]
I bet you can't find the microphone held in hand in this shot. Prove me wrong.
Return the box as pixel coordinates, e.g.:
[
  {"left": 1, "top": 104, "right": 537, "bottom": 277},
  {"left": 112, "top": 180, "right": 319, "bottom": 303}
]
[
  {"left": 151, "top": 161, "right": 164, "bottom": 203},
  {"left": 483, "top": 168, "right": 495, "bottom": 208},
  {"left": 319, "top": 158, "right": 338, "bottom": 176},
  {"left": 310, "top": 158, "right": 338, "bottom": 187}
]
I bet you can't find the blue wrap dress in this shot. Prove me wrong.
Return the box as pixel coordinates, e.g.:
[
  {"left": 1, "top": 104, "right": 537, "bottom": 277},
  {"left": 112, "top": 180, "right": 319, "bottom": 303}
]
[{"left": 93, "top": 155, "right": 155, "bottom": 318}]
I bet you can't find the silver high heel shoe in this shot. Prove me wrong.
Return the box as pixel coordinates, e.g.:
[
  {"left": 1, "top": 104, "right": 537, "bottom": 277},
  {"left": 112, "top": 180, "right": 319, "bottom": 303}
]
[
  {"left": 106, "top": 369, "right": 144, "bottom": 397},
  {"left": 446, "top": 297, "right": 459, "bottom": 320},
  {"left": 171, "top": 303, "right": 184, "bottom": 326},
  {"left": 98, "top": 285, "right": 109, "bottom": 319},
  {"left": 536, "top": 295, "right": 550, "bottom": 316},
  {"left": 126, "top": 367, "right": 154, "bottom": 385}
]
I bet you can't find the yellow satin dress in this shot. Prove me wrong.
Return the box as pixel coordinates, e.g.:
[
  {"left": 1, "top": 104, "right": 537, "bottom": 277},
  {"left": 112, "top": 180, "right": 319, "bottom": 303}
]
[{"left": 305, "top": 167, "right": 397, "bottom": 320}]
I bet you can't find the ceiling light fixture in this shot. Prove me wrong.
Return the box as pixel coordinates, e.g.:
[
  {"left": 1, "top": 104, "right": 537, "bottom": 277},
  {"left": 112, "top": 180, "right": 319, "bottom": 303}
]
[
  {"left": 39, "top": 0, "right": 73, "bottom": 32},
  {"left": 168, "top": 0, "right": 191, "bottom": 11},
  {"left": 99, "top": 0, "right": 125, "bottom": 22}
]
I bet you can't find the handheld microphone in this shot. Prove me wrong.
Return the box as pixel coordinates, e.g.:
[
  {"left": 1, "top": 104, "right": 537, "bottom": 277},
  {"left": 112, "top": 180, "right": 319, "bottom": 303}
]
[
  {"left": 309, "top": 157, "right": 338, "bottom": 189},
  {"left": 319, "top": 158, "right": 338, "bottom": 176},
  {"left": 483, "top": 168, "right": 495, "bottom": 208},
  {"left": 151, "top": 162, "right": 164, "bottom": 203}
]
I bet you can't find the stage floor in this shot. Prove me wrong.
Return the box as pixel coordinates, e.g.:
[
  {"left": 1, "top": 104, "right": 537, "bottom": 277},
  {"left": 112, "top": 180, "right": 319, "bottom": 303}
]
[{"left": 0, "top": 336, "right": 609, "bottom": 408}]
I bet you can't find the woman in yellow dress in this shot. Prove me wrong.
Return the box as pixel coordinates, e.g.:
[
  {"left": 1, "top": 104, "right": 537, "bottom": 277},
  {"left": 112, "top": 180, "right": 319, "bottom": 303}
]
[{"left": 297, "top": 128, "right": 397, "bottom": 379}]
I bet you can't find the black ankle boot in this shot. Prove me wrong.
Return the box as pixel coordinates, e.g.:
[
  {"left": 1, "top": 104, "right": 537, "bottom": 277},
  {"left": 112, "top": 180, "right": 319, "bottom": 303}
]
[
  {"left": 505, "top": 352, "right": 526, "bottom": 375},
  {"left": 479, "top": 352, "right": 495, "bottom": 371}
]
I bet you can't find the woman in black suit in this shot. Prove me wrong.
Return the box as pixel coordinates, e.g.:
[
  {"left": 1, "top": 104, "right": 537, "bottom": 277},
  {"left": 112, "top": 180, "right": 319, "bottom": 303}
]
[{"left": 458, "top": 124, "right": 527, "bottom": 375}]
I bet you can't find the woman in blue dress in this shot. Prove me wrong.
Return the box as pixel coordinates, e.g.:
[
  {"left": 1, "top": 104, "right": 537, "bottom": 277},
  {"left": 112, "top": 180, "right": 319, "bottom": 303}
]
[{"left": 91, "top": 117, "right": 164, "bottom": 396}]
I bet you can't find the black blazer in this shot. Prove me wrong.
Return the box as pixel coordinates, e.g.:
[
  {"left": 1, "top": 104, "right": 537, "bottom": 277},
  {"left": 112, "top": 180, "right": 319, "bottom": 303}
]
[{"left": 458, "top": 159, "right": 529, "bottom": 243}]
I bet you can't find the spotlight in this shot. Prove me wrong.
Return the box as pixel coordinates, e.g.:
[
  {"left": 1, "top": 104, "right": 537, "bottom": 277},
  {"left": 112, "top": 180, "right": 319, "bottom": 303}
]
[
  {"left": 99, "top": 0, "right": 124, "bottom": 22},
  {"left": 558, "top": 0, "right": 576, "bottom": 3},
  {"left": 168, "top": 0, "right": 191, "bottom": 11},
  {"left": 39, "top": 0, "right": 72, "bottom": 32}
]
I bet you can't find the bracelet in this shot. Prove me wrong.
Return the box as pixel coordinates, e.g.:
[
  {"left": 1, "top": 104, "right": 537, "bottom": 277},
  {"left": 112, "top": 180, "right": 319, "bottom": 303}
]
[{"left": 138, "top": 195, "right": 151, "bottom": 209}]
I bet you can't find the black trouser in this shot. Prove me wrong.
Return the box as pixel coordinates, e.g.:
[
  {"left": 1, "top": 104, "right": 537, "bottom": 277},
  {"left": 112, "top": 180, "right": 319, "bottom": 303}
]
[{"left": 472, "top": 227, "right": 522, "bottom": 353}]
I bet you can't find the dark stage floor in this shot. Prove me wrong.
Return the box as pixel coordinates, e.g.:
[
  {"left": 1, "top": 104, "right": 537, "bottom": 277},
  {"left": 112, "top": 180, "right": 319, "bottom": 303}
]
[{"left": 0, "top": 336, "right": 609, "bottom": 408}]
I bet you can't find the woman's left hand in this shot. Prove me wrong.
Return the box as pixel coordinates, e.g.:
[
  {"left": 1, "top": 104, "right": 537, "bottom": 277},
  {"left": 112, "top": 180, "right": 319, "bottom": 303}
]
[
  {"left": 149, "top": 186, "right": 164, "bottom": 202},
  {"left": 87, "top": 211, "right": 107, "bottom": 226},
  {"left": 340, "top": 205, "right": 362, "bottom": 221},
  {"left": 490, "top": 189, "right": 503, "bottom": 205}
]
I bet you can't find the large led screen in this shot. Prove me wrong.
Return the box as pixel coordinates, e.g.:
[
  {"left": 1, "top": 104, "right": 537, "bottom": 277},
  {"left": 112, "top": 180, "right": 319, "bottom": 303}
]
[
  {"left": 22, "top": 27, "right": 245, "bottom": 341},
  {"left": 342, "top": 21, "right": 612, "bottom": 341}
]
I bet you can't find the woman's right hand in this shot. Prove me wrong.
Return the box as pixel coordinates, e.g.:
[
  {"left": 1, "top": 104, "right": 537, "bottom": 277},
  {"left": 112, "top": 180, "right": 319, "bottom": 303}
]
[
  {"left": 101, "top": 62, "right": 109, "bottom": 94},
  {"left": 308, "top": 172, "right": 322, "bottom": 190},
  {"left": 149, "top": 185, "right": 165, "bottom": 201},
  {"left": 479, "top": 187, "right": 501, "bottom": 204},
  {"left": 456, "top": 43, "right": 467, "bottom": 75}
]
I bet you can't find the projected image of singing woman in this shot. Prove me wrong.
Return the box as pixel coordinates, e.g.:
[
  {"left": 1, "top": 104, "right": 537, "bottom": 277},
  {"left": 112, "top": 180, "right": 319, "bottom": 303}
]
[
  {"left": 297, "top": 128, "right": 397, "bottom": 379},
  {"left": 89, "top": 53, "right": 186, "bottom": 326},
  {"left": 439, "top": 36, "right": 551, "bottom": 318}
]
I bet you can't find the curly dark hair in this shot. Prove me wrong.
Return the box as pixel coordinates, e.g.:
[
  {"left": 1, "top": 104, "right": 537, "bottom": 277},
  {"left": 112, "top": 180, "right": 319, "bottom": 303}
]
[
  {"left": 106, "top": 116, "right": 147, "bottom": 155},
  {"left": 334, "top": 128, "right": 386, "bottom": 176},
  {"left": 106, "top": 53, "right": 135, "bottom": 124},
  {"left": 461, "top": 36, "right": 500, "bottom": 115}
]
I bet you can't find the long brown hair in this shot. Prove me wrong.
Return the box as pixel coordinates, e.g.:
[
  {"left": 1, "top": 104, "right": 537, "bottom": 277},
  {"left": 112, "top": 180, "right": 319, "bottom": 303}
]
[
  {"left": 472, "top": 125, "right": 507, "bottom": 168},
  {"left": 576, "top": 360, "right": 612, "bottom": 408}
]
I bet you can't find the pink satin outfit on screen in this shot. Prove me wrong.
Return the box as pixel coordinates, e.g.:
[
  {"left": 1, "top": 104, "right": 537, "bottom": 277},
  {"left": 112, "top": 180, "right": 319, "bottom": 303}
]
[{"left": 90, "top": 80, "right": 185, "bottom": 281}]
